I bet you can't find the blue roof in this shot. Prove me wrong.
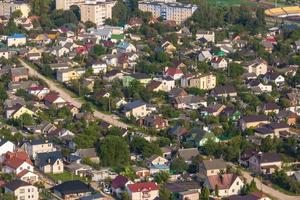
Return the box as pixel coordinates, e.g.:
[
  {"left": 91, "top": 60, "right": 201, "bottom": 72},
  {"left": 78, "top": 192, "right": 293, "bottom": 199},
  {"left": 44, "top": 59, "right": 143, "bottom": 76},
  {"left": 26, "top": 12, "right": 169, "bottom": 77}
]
[
  {"left": 117, "top": 41, "right": 130, "bottom": 49},
  {"left": 8, "top": 33, "right": 26, "bottom": 39}
]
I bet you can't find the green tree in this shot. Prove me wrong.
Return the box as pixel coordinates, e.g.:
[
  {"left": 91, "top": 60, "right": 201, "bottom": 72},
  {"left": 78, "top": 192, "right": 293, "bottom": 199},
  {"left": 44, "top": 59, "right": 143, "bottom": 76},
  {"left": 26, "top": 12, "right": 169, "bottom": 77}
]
[
  {"left": 228, "top": 63, "right": 245, "bottom": 78},
  {"left": 215, "top": 184, "right": 219, "bottom": 196},
  {"left": 154, "top": 171, "right": 170, "bottom": 184},
  {"left": 200, "top": 187, "right": 210, "bottom": 200},
  {"left": 19, "top": 113, "right": 35, "bottom": 126},
  {"left": 80, "top": 102, "right": 94, "bottom": 113},
  {"left": 0, "top": 193, "right": 16, "bottom": 200},
  {"left": 92, "top": 45, "right": 106, "bottom": 56},
  {"left": 84, "top": 21, "right": 96, "bottom": 29},
  {"left": 11, "top": 10, "right": 22, "bottom": 19},
  {"left": 159, "top": 187, "right": 172, "bottom": 200},
  {"left": 120, "top": 192, "right": 130, "bottom": 200},
  {"left": 98, "top": 135, "right": 130, "bottom": 166},
  {"left": 170, "top": 157, "right": 188, "bottom": 173}
]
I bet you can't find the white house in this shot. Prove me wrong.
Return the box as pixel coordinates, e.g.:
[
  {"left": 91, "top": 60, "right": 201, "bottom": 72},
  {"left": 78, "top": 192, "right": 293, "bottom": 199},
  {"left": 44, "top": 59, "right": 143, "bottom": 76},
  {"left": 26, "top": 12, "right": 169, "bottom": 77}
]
[
  {"left": 198, "top": 50, "right": 213, "bottom": 62},
  {"left": 117, "top": 42, "right": 136, "bottom": 53},
  {"left": 22, "top": 139, "right": 56, "bottom": 159},
  {"left": 7, "top": 33, "right": 26, "bottom": 47},
  {"left": 204, "top": 173, "right": 244, "bottom": 197},
  {"left": 5, "top": 180, "right": 39, "bottom": 200},
  {"left": 28, "top": 86, "right": 50, "bottom": 100},
  {"left": 211, "top": 57, "right": 228, "bottom": 69},
  {"left": 263, "top": 72, "right": 285, "bottom": 87},
  {"left": 0, "top": 139, "right": 15, "bottom": 155},
  {"left": 127, "top": 182, "right": 159, "bottom": 200},
  {"left": 90, "top": 61, "right": 107, "bottom": 74}
]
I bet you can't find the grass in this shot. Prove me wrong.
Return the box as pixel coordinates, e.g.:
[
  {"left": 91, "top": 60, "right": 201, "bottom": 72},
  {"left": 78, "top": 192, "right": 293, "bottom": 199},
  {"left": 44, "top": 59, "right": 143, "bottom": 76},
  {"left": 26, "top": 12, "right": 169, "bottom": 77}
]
[
  {"left": 272, "top": 184, "right": 300, "bottom": 196},
  {"left": 208, "top": 0, "right": 256, "bottom": 7},
  {"left": 47, "top": 171, "right": 90, "bottom": 183}
]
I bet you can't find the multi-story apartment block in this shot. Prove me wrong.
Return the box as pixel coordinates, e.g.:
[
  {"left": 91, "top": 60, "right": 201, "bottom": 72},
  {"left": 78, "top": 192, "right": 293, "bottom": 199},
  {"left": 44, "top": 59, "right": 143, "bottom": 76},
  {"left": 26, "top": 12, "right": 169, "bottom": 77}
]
[
  {"left": 138, "top": 0, "right": 197, "bottom": 24},
  {"left": 0, "top": 0, "right": 30, "bottom": 17},
  {"left": 181, "top": 73, "right": 216, "bottom": 90},
  {"left": 80, "top": 1, "right": 116, "bottom": 26},
  {"left": 56, "top": 0, "right": 85, "bottom": 10}
]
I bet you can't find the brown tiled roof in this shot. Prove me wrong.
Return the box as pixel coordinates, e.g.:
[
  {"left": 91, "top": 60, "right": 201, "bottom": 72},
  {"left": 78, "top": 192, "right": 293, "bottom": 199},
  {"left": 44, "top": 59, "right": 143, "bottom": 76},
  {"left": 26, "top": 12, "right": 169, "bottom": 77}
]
[{"left": 207, "top": 173, "right": 238, "bottom": 190}]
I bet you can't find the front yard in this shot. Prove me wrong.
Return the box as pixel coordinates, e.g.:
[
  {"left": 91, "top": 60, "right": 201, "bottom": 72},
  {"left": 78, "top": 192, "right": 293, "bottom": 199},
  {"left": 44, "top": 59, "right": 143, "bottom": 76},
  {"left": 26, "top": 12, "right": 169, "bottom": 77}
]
[{"left": 47, "top": 171, "right": 90, "bottom": 183}]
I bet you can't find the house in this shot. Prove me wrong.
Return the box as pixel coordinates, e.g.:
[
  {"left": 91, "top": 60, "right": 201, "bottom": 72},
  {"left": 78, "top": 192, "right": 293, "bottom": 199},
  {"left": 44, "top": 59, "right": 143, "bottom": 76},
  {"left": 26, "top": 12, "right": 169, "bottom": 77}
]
[
  {"left": 50, "top": 46, "right": 69, "bottom": 57},
  {"left": 117, "top": 41, "right": 136, "bottom": 53},
  {"left": 147, "top": 155, "right": 169, "bottom": 174},
  {"left": 0, "top": 48, "right": 11, "bottom": 59},
  {"left": 227, "top": 192, "right": 271, "bottom": 200},
  {"left": 0, "top": 139, "right": 15, "bottom": 155},
  {"left": 177, "top": 148, "right": 199, "bottom": 164},
  {"left": 185, "top": 128, "right": 220, "bottom": 147},
  {"left": 181, "top": 73, "right": 216, "bottom": 90},
  {"left": 122, "top": 73, "right": 151, "bottom": 87},
  {"left": 211, "top": 57, "right": 228, "bottom": 69},
  {"left": 122, "top": 100, "right": 151, "bottom": 118},
  {"left": 28, "top": 86, "right": 50, "bottom": 100},
  {"left": 5, "top": 180, "right": 39, "bottom": 200},
  {"left": 262, "top": 102, "right": 280, "bottom": 114},
  {"left": 2, "top": 151, "right": 34, "bottom": 174},
  {"left": 103, "top": 70, "right": 123, "bottom": 82},
  {"left": 16, "top": 169, "right": 39, "bottom": 183},
  {"left": 198, "top": 50, "right": 213, "bottom": 62},
  {"left": 6, "top": 104, "right": 35, "bottom": 119},
  {"left": 246, "top": 79, "right": 272, "bottom": 93},
  {"left": 7, "top": 33, "right": 26, "bottom": 47},
  {"left": 44, "top": 93, "right": 67, "bottom": 108},
  {"left": 64, "top": 162, "right": 93, "bottom": 177},
  {"left": 199, "top": 159, "right": 227, "bottom": 177},
  {"left": 11, "top": 67, "right": 28, "bottom": 82},
  {"left": 22, "top": 139, "right": 56, "bottom": 159},
  {"left": 238, "top": 148, "right": 257, "bottom": 167},
  {"left": 276, "top": 110, "right": 297, "bottom": 125},
  {"left": 161, "top": 41, "right": 176, "bottom": 54},
  {"left": 26, "top": 48, "right": 42, "bottom": 61},
  {"left": 204, "top": 173, "right": 244, "bottom": 197},
  {"left": 57, "top": 68, "right": 81, "bottom": 82},
  {"left": 211, "top": 85, "right": 237, "bottom": 98},
  {"left": 239, "top": 115, "right": 269, "bottom": 130},
  {"left": 164, "top": 67, "right": 184, "bottom": 80},
  {"left": 148, "top": 77, "right": 175, "bottom": 92},
  {"left": 261, "top": 40, "right": 274, "bottom": 53},
  {"left": 168, "top": 88, "right": 188, "bottom": 99},
  {"left": 174, "top": 95, "right": 207, "bottom": 110},
  {"left": 111, "top": 175, "right": 133, "bottom": 195},
  {"left": 35, "top": 151, "right": 64, "bottom": 174},
  {"left": 127, "top": 182, "right": 159, "bottom": 200},
  {"left": 74, "top": 148, "right": 100, "bottom": 164},
  {"left": 242, "top": 58, "right": 268, "bottom": 76},
  {"left": 52, "top": 180, "right": 93, "bottom": 199},
  {"left": 168, "top": 125, "right": 188, "bottom": 140},
  {"left": 200, "top": 104, "right": 225, "bottom": 117},
  {"left": 165, "top": 181, "right": 201, "bottom": 199},
  {"left": 286, "top": 90, "right": 300, "bottom": 115},
  {"left": 221, "top": 107, "right": 241, "bottom": 122},
  {"left": 196, "top": 31, "right": 215, "bottom": 42},
  {"left": 249, "top": 152, "right": 282, "bottom": 174},
  {"left": 89, "top": 61, "right": 107, "bottom": 74},
  {"left": 263, "top": 72, "right": 285, "bottom": 87},
  {"left": 133, "top": 166, "right": 151, "bottom": 178},
  {"left": 138, "top": 115, "right": 169, "bottom": 129}
]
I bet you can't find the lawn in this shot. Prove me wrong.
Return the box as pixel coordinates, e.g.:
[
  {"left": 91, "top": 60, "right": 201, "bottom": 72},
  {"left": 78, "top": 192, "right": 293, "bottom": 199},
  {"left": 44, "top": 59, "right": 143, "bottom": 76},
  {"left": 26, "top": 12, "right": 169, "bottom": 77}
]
[
  {"left": 208, "top": 0, "right": 256, "bottom": 6},
  {"left": 47, "top": 171, "right": 90, "bottom": 183}
]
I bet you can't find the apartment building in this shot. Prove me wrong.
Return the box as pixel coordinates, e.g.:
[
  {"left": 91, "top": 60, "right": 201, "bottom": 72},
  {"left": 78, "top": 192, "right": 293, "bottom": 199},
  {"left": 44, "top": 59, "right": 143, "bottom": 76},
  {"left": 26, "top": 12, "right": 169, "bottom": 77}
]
[
  {"left": 56, "top": 0, "right": 85, "bottom": 10},
  {"left": 138, "top": 0, "right": 197, "bottom": 24},
  {"left": 80, "top": 1, "right": 116, "bottom": 26},
  {"left": 0, "top": 0, "right": 30, "bottom": 17},
  {"left": 5, "top": 180, "right": 39, "bottom": 200},
  {"left": 181, "top": 73, "right": 216, "bottom": 90}
]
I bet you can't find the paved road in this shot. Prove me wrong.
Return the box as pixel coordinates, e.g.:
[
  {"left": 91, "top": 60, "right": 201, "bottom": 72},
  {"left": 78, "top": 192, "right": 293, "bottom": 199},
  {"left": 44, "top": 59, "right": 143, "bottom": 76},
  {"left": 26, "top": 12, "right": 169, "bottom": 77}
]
[
  {"left": 242, "top": 170, "right": 300, "bottom": 200},
  {"left": 19, "top": 59, "right": 129, "bottom": 129}
]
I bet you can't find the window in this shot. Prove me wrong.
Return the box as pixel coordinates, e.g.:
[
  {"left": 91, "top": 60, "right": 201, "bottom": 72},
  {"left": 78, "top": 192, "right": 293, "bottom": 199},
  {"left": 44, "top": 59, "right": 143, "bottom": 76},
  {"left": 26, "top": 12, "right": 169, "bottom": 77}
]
[
  {"left": 232, "top": 189, "right": 235, "bottom": 193},
  {"left": 20, "top": 189, "right": 25, "bottom": 194},
  {"left": 236, "top": 181, "right": 239, "bottom": 185}
]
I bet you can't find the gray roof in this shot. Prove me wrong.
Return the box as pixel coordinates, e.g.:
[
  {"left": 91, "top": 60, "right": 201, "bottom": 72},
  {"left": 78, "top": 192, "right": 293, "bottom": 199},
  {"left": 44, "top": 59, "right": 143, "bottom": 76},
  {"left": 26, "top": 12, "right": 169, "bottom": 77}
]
[
  {"left": 5, "top": 180, "right": 31, "bottom": 191},
  {"left": 177, "top": 148, "right": 199, "bottom": 161},
  {"left": 257, "top": 152, "right": 281, "bottom": 163},
  {"left": 76, "top": 148, "right": 98, "bottom": 158},
  {"left": 202, "top": 159, "right": 226, "bottom": 170},
  {"left": 36, "top": 151, "right": 62, "bottom": 167},
  {"left": 123, "top": 100, "right": 146, "bottom": 111},
  {"left": 11, "top": 67, "right": 28, "bottom": 76}
]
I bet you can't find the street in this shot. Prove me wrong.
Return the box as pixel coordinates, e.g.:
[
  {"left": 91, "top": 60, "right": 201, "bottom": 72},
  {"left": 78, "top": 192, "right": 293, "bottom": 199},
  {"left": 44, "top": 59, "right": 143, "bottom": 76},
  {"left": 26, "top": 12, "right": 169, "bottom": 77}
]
[{"left": 18, "top": 58, "right": 129, "bottom": 129}]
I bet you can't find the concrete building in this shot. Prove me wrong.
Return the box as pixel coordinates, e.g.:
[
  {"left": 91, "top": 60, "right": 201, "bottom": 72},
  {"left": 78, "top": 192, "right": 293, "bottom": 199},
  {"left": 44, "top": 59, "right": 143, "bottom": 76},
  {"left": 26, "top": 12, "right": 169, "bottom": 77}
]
[
  {"left": 5, "top": 180, "right": 39, "bottom": 200},
  {"left": 0, "top": 0, "right": 30, "bottom": 17},
  {"left": 138, "top": 0, "right": 197, "bottom": 24},
  {"left": 56, "top": 0, "right": 85, "bottom": 10},
  {"left": 181, "top": 73, "right": 216, "bottom": 90},
  {"left": 80, "top": 1, "right": 116, "bottom": 26}
]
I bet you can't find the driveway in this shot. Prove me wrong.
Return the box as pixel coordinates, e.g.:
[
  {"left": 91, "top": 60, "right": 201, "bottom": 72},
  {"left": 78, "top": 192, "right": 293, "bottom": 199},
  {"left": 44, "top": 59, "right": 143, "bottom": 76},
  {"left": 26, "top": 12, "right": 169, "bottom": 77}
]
[{"left": 18, "top": 58, "right": 129, "bottom": 129}]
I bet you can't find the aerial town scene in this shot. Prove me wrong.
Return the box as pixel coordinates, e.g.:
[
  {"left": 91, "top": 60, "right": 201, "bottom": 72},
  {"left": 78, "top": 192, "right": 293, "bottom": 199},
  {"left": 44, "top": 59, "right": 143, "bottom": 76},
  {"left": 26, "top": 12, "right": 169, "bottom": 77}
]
[{"left": 1, "top": 0, "right": 300, "bottom": 199}]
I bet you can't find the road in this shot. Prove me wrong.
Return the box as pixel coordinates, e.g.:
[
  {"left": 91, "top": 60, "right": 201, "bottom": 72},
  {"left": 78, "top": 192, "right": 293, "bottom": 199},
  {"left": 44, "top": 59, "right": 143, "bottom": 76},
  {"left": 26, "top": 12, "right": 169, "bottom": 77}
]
[
  {"left": 18, "top": 58, "right": 129, "bottom": 129},
  {"left": 242, "top": 170, "right": 300, "bottom": 200}
]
